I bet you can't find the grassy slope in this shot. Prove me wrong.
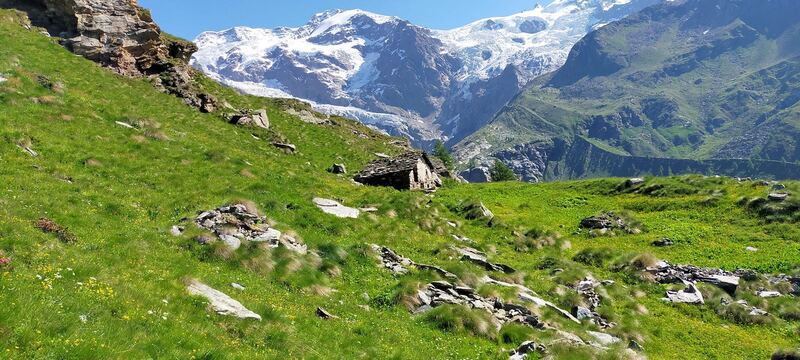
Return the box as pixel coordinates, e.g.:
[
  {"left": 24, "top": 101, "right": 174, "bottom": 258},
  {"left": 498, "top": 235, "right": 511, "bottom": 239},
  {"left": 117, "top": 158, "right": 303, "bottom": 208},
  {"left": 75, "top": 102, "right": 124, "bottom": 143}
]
[{"left": 1, "top": 10, "right": 799, "bottom": 360}]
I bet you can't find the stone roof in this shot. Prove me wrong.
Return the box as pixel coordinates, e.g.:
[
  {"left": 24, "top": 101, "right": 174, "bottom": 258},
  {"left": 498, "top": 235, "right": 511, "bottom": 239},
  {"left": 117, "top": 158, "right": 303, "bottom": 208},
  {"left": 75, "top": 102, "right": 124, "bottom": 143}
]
[{"left": 355, "top": 151, "right": 435, "bottom": 179}]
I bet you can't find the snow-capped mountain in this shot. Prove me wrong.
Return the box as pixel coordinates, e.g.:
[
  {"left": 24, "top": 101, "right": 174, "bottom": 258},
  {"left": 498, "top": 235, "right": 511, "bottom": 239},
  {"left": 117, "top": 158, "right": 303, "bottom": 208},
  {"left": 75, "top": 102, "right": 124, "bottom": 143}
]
[{"left": 192, "top": 0, "right": 660, "bottom": 147}]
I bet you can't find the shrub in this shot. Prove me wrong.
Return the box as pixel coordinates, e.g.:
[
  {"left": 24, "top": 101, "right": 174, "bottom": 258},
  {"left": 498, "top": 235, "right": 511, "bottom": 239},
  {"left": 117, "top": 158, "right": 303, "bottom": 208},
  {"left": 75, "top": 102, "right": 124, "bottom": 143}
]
[
  {"left": 489, "top": 161, "right": 517, "bottom": 182},
  {"left": 432, "top": 140, "right": 453, "bottom": 170},
  {"left": 498, "top": 323, "right": 534, "bottom": 345},
  {"left": 34, "top": 217, "right": 77, "bottom": 243},
  {"left": 573, "top": 248, "right": 616, "bottom": 267},
  {"left": 423, "top": 304, "right": 498, "bottom": 339}
]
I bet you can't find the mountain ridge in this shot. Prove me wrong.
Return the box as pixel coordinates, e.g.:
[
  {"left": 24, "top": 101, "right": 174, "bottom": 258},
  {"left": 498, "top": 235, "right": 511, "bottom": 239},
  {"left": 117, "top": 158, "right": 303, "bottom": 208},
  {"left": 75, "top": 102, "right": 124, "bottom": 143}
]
[
  {"left": 455, "top": 0, "right": 800, "bottom": 182},
  {"left": 192, "top": 0, "right": 661, "bottom": 147}
]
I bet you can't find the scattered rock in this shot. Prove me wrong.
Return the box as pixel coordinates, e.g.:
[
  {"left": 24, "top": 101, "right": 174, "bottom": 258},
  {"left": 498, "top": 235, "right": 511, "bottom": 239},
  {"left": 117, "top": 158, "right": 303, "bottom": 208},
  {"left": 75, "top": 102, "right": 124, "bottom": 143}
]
[
  {"left": 626, "top": 178, "right": 645, "bottom": 187},
  {"left": 313, "top": 198, "right": 360, "bottom": 219},
  {"left": 170, "top": 225, "right": 184, "bottom": 236},
  {"left": 0, "top": 74, "right": 7, "bottom": 83},
  {"left": 586, "top": 331, "right": 621, "bottom": 347},
  {"left": 371, "top": 244, "right": 457, "bottom": 279},
  {"left": 768, "top": 193, "right": 789, "bottom": 202},
  {"left": 646, "top": 262, "right": 740, "bottom": 295},
  {"left": 628, "top": 340, "right": 645, "bottom": 352},
  {"left": 195, "top": 204, "right": 306, "bottom": 253},
  {"left": 652, "top": 238, "right": 674, "bottom": 247},
  {"left": 480, "top": 276, "right": 580, "bottom": 324},
  {"left": 414, "top": 280, "right": 544, "bottom": 330},
  {"left": 272, "top": 142, "right": 297, "bottom": 153},
  {"left": 315, "top": 307, "right": 337, "bottom": 320},
  {"left": 509, "top": 341, "right": 546, "bottom": 360},
  {"left": 374, "top": 153, "right": 390, "bottom": 159},
  {"left": 726, "top": 299, "right": 768, "bottom": 316},
  {"left": 461, "top": 201, "right": 495, "bottom": 222},
  {"left": 664, "top": 281, "right": 704, "bottom": 304},
  {"left": 772, "top": 350, "right": 800, "bottom": 360},
  {"left": 230, "top": 283, "right": 246, "bottom": 291},
  {"left": 772, "top": 184, "right": 787, "bottom": 191},
  {"left": 757, "top": 290, "right": 782, "bottom": 298},
  {"left": 115, "top": 121, "right": 135, "bottom": 129},
  {"left": 328, "top": 163, "right": 347, "bottom": 174},
  {"left": 187, "top": 280, "right": 261, "bottom": 320},
  {"left": 746, "top": 246, "right": 759, "bottom": 252},
  {"left": 227, "top": 109, "right": 269, "bottom": 129},
  {"left": 579, "top": 212, "right": 638, "bottom": 234},
  {"left": 456, "top": 247, "right": 515, "bottom": 273},
  {"left": 17, "top": 144, "right": 38, "bottom": 157},
  {"left": 573, "top": 278, "right": 613, "bottom": 328}
]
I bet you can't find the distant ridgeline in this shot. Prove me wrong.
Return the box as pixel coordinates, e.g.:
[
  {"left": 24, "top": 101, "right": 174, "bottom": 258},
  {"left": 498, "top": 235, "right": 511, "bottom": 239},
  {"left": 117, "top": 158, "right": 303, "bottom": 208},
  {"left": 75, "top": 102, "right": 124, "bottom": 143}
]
[{"left": 550, "top": 137, "right": 800, "bottom": 181}]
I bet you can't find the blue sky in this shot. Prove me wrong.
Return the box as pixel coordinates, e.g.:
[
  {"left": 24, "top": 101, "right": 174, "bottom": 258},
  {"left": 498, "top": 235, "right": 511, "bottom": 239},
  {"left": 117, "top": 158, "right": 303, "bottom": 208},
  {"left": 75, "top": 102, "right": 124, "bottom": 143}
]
[{"left": 139, "top": 0, "right": 547, "bottom": 40}]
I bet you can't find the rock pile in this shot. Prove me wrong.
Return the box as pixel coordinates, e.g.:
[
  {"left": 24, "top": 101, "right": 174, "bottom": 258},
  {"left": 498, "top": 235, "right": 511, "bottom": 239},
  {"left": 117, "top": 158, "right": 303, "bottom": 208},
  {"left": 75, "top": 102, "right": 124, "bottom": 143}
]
[
  {"left": 573, "top": 279, "right": 613, "bottom": 328},
  {"left": 509, "top": 341, "right": 547, "bottom": 360},
  {"left": 456, "top": 247, "right": 515, "bottom": 273},
  {"left": 413, "top": 280, "right": 545, "bottom": 330},
  {"left": 328, "top": 164, "right": 347, "bottom": 174},
  {"left": 646, "top": 261, "right": 741, "bottom": 295},
  {"left": 371, "top": 244, "right": 457, "bottom": 279},
  {"left": 195, "top": 204, "right": 306, "bottom": 254},
  {"left": 187, "top": 279, "right": 261, "bottom": 320},
  {"left": 579, "top": 212, "right": 639, "bottom": 235}
]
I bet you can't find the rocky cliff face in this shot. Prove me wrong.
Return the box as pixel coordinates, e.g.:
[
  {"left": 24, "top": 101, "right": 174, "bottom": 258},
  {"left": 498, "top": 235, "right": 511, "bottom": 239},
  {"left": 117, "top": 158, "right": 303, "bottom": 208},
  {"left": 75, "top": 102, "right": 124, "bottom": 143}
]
[{"left": 0, "top": 0, "right": 216, "bottom": 112}]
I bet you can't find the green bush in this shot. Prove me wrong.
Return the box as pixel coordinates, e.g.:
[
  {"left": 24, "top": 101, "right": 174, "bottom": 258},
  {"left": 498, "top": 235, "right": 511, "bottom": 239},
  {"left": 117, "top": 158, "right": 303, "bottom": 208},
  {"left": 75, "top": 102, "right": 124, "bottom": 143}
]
[{"left": 490, "top": 161, "right": 517, "bottom": 182}]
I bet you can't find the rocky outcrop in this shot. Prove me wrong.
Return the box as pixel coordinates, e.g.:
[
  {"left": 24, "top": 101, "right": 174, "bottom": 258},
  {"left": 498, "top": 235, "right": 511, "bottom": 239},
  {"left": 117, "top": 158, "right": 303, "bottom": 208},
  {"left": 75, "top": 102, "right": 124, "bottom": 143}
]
[
  {"left": 371, "top": 244, "right": 457, "bottom": 279},
  {"left": 456, "top": 247, "right": 515, "bottom": 274},
  {"left": 413, "top": 280, "right": 545, "bottom": 330},
  {"left": 1, "top": 0, "right": 216, "bottom": 112},
  {"left": 227, "top": 109, "right": 269, "bottom": 129},
  {"left": 459, "top": 167, "right": 491, "bottom": 183},
  {"left": 187, "top": 279, "right": 261, "bottom": 320},
  {"left": 313, "top": 198, "right": 360, "bottom": 219}
]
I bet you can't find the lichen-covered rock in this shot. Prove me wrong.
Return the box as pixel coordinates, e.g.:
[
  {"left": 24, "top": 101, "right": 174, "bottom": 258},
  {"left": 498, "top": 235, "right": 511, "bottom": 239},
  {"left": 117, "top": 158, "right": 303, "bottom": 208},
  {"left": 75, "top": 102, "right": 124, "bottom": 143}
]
[{"left": 195, "top": 204, "right": 306, "bottom": 254}]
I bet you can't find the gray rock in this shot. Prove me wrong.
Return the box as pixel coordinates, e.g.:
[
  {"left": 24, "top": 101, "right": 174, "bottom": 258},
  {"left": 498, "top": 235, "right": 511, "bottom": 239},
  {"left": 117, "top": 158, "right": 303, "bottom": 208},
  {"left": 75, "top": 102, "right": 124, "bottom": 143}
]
[
  {"left": 195, "top": 204, "right": 305, "bottom": 253},
  {"left": 456, "top": 247, "right": 515, "bottom": 273},
  {"left": 769, "top": 193, "right": 789, "bottom": 202},
  {"left": 231, "top": 283, "right": 246, "bottom": 291},
  {"left": 757, "top": 290, "right": 782, "bottom": 298},
  {"left": 219, "top": 235, "right": 242, "bottom": 250},
  {"left": 586, "top": 331, "right": 621, "bottom": 346},
  {"left": 187, "top": 280, "right": 261, "bottom": 320},
  {"left": 313, "top": 198, "right": 360, "bottom": 218},
  {"left": 652, "top": 238, "right": 674, "bottom": 247},
  {"left": 272, "top": 142, "right": 297, "bottom": 153},
  {"left": 574, "top": 306, "right": 593, "bottom": 320},
  {"left": 315, "top": 307, "right": 337, "bottom": 320},
  {"left": 170, "top": 225, "right": 184, "bottom": 236},
  {"left": 328, "top": 163, "right": 347, "bottom": 174},
  {"left": 509, "top": 341, "right": 546, "bottom": 360},
  {"left": 628, "top": 340, "right": 645, "bottom": 352},
  {"left": 664, "top": 281, "right": 704, "bottom": 304},
  {"left": 228, "top": 109, "right": 269, "bottom": 129}
]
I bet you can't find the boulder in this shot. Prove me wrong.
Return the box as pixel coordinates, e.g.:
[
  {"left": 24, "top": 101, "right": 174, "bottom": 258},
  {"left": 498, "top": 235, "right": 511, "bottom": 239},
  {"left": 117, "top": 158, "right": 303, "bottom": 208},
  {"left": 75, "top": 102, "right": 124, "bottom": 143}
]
[
  {"left": 313, "top": 198, "right": 360, "bottom": 219},
  {"left": 757, "top": 290, "right": 782, "bottom": 298},
  {"left": 664, "top": 281, "right": 704, "bottom": 304},
  {"left": 187, "top": 280, "right": 261, "bottom": 320},
  {"left": 228, "top": 109, "right": 269, "bottom": 129}
]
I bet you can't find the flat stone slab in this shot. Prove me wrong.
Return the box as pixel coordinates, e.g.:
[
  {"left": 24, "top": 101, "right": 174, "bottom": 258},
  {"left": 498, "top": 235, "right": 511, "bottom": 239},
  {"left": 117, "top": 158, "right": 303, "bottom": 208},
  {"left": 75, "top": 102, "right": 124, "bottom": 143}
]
[
  {"left": 313, "top": 198, "right": 360, "bottom": 218},
  {"left": 187, "top": 280, "right": 261, "bottom": 320}
]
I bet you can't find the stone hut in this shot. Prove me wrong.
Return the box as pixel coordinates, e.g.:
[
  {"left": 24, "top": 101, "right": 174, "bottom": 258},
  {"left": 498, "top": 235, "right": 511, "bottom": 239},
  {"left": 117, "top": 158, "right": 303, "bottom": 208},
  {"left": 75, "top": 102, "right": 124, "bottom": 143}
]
[{"left": 354, "top": 152, "right": 443, "bottom": 191}]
